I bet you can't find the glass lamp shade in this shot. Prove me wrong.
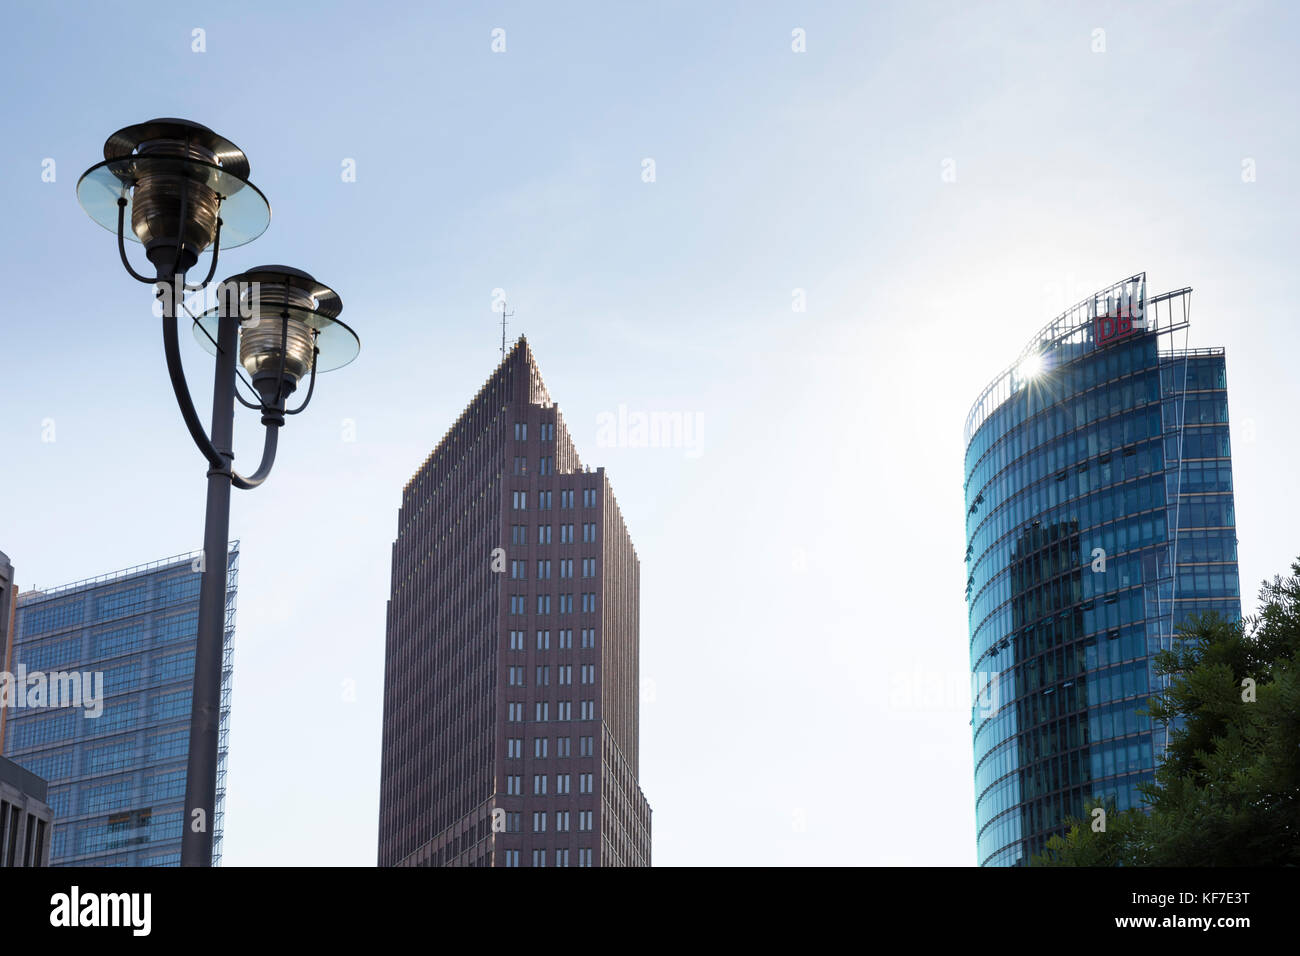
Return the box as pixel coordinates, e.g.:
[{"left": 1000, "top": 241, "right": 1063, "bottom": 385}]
[
  {"left": 77, "top": 156, "right": 270, "bottom": 250},
  {"left": 194, "top": 304, "right": 360, "bottom": 377}
]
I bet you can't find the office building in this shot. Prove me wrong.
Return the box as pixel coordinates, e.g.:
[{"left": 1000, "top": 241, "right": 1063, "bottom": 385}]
[
  {"left": 0, "top": 754, "right": 53, "bottom": 866},
  {"left": 964, "top": 274, "right": 1240, "bottom": 866},
  {"left": 378, "top": 337, "right": 651, "bottom": 866},
  {"left": 2, "top": 545, "right": 238, "bottom": 866}
]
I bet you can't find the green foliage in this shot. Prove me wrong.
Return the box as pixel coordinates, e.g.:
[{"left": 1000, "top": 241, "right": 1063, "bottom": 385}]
[{"left": 1031, "top": 558, "right": 1300, "bottom": 866}]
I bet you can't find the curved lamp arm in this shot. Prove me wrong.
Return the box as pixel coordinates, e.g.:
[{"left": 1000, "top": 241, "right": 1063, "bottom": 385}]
[
  {"left": 116, "top": 199, "right": 157, "bottom": 285},
  {"left": 285, "top": 345, "right": 319, "bottom": 415},
  {"left": 162, "top": 306, "right": 224, "bottom": 471},
  {"left": 183, "top": 217, "right": 223, "bottom": 291},
  {"left": 231, "top": 422, "right": 279, "bottom": 490}
]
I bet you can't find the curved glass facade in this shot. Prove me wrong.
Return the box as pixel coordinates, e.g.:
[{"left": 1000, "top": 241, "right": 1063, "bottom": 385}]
[{"left": 964, "top": 276, "right": 1240, "bottom": 866}]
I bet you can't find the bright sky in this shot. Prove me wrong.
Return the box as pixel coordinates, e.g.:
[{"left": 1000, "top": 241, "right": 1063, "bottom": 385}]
[{"left": 1, "top": 1, "right": 1297, "bottom": 866}]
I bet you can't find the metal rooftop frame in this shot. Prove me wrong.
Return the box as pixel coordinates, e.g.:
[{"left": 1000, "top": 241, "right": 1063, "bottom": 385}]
[
  {"left": 964, "top": 273, "right": 1193, "bottom": 448},
  {"left": 19, "top": 540, "right": 241, "bottom": 600}
]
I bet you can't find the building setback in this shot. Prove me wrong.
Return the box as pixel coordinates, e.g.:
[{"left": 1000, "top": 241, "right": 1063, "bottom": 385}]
[
  {"left": 378, "top": 337, "right": 651, "bottom": 867},
  {"left": 2, "top": 546, "right": 238, "bottom": 866},
  {"left": 964, "top": 274, "right": 1241, "bottom": 866}
]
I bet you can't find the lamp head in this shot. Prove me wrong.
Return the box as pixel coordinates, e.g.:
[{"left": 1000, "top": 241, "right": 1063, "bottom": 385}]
[
  {"left": 199, "top": 266, "right": 358, "bottom": 403},
  {"left": 77, "top": 119, "right": 269, "bottom": 276}
]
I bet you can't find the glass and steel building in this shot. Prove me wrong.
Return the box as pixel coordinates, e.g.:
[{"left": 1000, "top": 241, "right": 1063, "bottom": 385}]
[
  {"left": 378, "top": 337, "right": 651, "bottom": 867},
  {"left": 964, "top": 274, "right": 1240, "bottom": 866},
  {"left": 2, "top": 545, "right": 238, "bottom": 866}
]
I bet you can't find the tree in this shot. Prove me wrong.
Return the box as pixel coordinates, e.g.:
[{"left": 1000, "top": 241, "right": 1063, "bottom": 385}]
[{"left": 1033, "top": 558, "right": 1300, "bottom": 866}]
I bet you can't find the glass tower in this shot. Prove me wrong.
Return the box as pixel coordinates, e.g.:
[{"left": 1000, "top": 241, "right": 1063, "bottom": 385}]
[
  {"left": 964, "top": 275, "right": 1239, "bottom": 866},
  {"left": 2, "top": 545, "right": 238, "bottom": 866}
]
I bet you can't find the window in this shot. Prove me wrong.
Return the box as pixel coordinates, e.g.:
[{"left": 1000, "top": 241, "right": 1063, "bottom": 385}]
[
  {"left": 583, "top": 522, "right": 597, "bottom": 542},
  {"left": 508, "top": 702, "right": 523, "bottom": 722},
  {"left": 506, "top": 775, "right": 521, "bottom": 795},
  {"left": 514, "top": 422, "right": 527, "bottom": 441},
  {"left": 510, "top": 595, "right": 525, "bottom": 615},
  {"left": 581, "top": 664, "right": 595, "bottom": 684},
  {"left": 558, "top": 665, "right": 573, "bottom": 685},
  {"left": 509, "top": 630, "right": 525, "bottom": 650},
  {"left": 532, "top": 849, "right": 547, "bottom": 867},
  {"left": 539, "top": 457, "right": 554, "bottom": 475},
  {"left": 507, "top": 812, "right": 522, "bottom": 833},
  {"left": 533, "top": 774, "right": 548, "bottom": 795},
  {"left": 557, "top": 737, "right": 571, "bottom": 757},
  {"left": 512, "top": 456, "right": 527, "bottom": 475},
  {"left": 534, "top": 702, "right": 549, "bottom": 722},
  {"left": 512, "top": 491, "right": 527, "bottom": 510},
  {"left": 508, "top": 666, "right": 525, "bottom": 686},
  {"left": 579, "top": 810, "right": 593, "bottom": 831},
  {"left": 537, "top": 559, "right": 552, "bottom": 580},
  {"left": 579, "top": 773, "right": 593, "bottom": 794},
  {"left": 559, "top": 594, "right": 573, "bottom": 614},
  {"left": 507, "top": 738, "right": 522, "bottom": 759},
  {"left": 541, "top": 423, "right": 555, "bottom": 441},
  {"left": 579, "top": 848, "right": 593, "bottom": 867},
  {"left": 580, "top": 736, "right": 593, "bottom": 757},
  {"left": 583, "top": 488, "right": 597, "bottom": 507},
  {"left": 582, "top": 557, "right": 596, "bottom": 577},
  {"left": 537, "top": 595, "right": 551, "bottom": 614},
  {"left": 511, "top": 524, "right": 527, "bottom": 545},
  {"left": 560, "top": 524, "right": 574, "bottom": 544},
  {"left": 532, "top": 811, "right": 547, "bottom": 833},
  {"left": 580, "top": 700, "right": 595, "bottom": 720},
  {"left": 559, "top": 629, "right": 573, "bottom": 649},
  {"left": 510, "top": 560, "right": 527, "bottom": 580},
  {"left": 560, "top": 559, "right": 573, "bottom": 579},
  {"left": 581, "top": 628, "right": 596, "bottom": 648},
  {"left": 534, "top": 737, "right": 548, "bottom": 758},
  {"left": 556, "top": 810, "right": 570, "bottom": 832},
  {"left": 556, "top": 773, "right": 571, "bottom": 795},
  {"left": 537, "top": 525, "right": 552, "bottom": 545},
  {"left": 538, "top": 490, "right": 553, "bottom": 510},
  {"left": 560, "top": 490, "right": 574, "bottom": 509},
  {"left": 535, "top": 665, "right": 550, "bottom": 686},
  {"left": 582, "top": 593, "right": 596, "bottom": 612},
  {"left": 536, "top": 630, "right": 550, "bottom": 651},
  {"left": 557, "top": 701, "right": 572, "bottom": 721},
  {"left": 504, "top": 849, "right": 520, "bottom": 867}
]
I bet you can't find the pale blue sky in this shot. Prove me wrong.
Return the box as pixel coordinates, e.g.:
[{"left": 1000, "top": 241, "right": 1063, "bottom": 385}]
[{"left": 1, "top": 1, "right": 1297, "bottom": 865}]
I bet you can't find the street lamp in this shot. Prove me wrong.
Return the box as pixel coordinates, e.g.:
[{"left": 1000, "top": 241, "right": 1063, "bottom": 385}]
[{"left": 76, "top": 118, "right": 359, "bottom": 866}]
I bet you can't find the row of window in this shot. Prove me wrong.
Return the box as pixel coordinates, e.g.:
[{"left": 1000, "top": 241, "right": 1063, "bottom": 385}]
[
  {"left": 505, "top": 702, "right": 597, "bottom": 722},
  {"left": 501, "top": 848, "right": 593, "bottom": 867},
  {"left": 512, "top": 457, "right": 556, "bottom": 475},
  {"left": 505, "top": 735, "right": 596, "bottom": 759},
  {"left": 503, "top": 773, "right": 595, "bottom": 795},
  {"left": 508, "top": 629, "right": 598, "bottom": 650},
  {"left": 508, "top": 522, "right": 598, "bottom": 544},
  {"left": 513, "top": 423, "right": 558, "bottom": 442},
  {"left": 506, "top": 665, "right": 598, "bottom": 686},
  {"left": 509, "top": 558, "right": 599, "bottom": 579},
  {"left": 510, "top": 492, "right": 599, "bottom": 512},
  {"left": 509, "top": 594, "right": 598, "bottom": 615}
]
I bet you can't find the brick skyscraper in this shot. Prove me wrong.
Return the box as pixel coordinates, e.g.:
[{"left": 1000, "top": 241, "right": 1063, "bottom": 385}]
[{"left": 378, "top": 338, "right": 651, "bottom": 867}]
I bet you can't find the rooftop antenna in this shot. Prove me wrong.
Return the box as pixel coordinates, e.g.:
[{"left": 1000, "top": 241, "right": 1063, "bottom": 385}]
[{"left": 499, "top": 301, "right": 515, "bottom": 360}]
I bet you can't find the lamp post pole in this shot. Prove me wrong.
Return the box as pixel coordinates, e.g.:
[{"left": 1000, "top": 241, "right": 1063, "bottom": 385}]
[{"left": 182, "top": 295, "right": 240, "bottom": 867}]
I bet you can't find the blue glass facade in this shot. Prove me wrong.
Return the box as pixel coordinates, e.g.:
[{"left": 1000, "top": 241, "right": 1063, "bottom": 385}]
[
  {"left": 964, "top": 277, "right": 1239, "bottom": 866},
  {"left": 2, "top": 545, "right": 237, "bottom": 866}
]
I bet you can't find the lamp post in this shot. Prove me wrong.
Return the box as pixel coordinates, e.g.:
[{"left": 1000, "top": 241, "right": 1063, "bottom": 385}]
[{"left": 76, "top": 119, "right": 360, "bottom": 866}]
